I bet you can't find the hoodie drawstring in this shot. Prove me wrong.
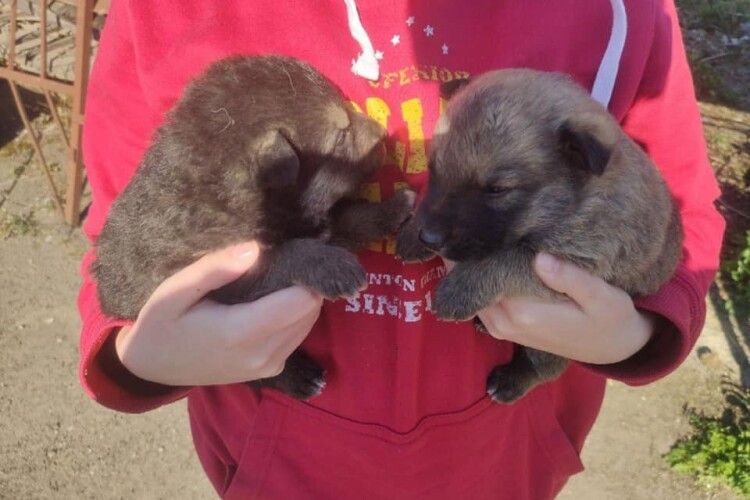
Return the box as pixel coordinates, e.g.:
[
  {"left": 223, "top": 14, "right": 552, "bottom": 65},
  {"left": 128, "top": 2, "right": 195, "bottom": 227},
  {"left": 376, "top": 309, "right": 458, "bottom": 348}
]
[
  {"left": 591, "top": 0, "right": 627, "bottom": 108},
  {"left": 343, "top": 0, "right": 626, "bottom": 104},
  {"left": 343, "top": 0, "right": 380, "bottom": 81}
]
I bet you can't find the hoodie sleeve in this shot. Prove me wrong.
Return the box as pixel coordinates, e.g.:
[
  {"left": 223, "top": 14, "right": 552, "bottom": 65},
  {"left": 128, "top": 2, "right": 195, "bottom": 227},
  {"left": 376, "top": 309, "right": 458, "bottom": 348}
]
[
  {"left": 581, "top": 0, "right": 725, "bottom": 385},
  {"left": 78, "top": 0, "right": 191, "bottom": 412}
]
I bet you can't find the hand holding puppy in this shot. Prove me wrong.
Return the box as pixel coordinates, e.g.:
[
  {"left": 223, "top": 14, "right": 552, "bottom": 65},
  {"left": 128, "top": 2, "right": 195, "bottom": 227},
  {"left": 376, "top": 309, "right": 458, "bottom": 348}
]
[
  {"left": 114, "top": 242, "right": 324, "bottom": 387},
  {"left": 466, "top": 254, "right": 656, "bottom": 365}
]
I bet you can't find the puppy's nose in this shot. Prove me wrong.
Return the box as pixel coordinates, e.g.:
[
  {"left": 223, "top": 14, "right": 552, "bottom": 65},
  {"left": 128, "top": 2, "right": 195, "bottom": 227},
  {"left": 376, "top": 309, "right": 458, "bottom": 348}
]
[{"left": 419, "top": 228, "right": 445, "bottom": 250}]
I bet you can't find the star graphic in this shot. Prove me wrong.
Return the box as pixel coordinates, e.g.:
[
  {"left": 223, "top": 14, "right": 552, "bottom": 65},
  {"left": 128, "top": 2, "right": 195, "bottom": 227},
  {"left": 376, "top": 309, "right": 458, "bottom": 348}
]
[
  {"left": 441, "top": 43, "right": 449, "bottom": 55},
  {"left": 406, "top": 16, "right": 415, "bottom": 27},
  {"left": 391, "top": 34, "right": 401, "bottom": 46},
  {"left": 374, "top": 50, "right": 384, "bottom": 60},
  {"left": 424, "top": 25, "right": 434, "bottom": 37}
]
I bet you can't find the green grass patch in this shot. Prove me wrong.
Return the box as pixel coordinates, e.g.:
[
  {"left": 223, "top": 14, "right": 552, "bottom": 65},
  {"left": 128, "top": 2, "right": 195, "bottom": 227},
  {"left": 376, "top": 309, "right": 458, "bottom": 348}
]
[
  {"left": 721, "top": 230, "right": 750, "bottom": 317},
  {"left": 688, "top": 51, "right": 742, "bottom": 106},
  {"left": 666, "top": 380, "right": 750, "bottom": 496},
  {"left": 677, "top": 0, "right": 750, "bottom": 34}
]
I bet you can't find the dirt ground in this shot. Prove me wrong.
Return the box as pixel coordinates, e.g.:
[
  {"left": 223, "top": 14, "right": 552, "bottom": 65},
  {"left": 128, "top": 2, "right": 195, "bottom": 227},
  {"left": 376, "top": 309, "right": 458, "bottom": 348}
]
[{"left": 0, "top": 110, "right": 746, "bottom": 499}]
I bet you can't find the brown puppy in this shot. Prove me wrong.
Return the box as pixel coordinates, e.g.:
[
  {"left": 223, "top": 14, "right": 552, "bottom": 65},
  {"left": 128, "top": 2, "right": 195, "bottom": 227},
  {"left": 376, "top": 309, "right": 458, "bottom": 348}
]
[
  {"left": 397, "top": 69, "right": 683, "bottom": 403},
  {"left": 94, "top": 55, "right": 413, "bottom": 400}
]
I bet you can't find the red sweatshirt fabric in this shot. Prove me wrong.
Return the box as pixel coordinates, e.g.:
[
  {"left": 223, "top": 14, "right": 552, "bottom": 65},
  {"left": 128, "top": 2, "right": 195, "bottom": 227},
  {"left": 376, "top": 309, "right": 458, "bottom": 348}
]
[{"left": 78, "top": 0, "right": 724, "bottom": 498}]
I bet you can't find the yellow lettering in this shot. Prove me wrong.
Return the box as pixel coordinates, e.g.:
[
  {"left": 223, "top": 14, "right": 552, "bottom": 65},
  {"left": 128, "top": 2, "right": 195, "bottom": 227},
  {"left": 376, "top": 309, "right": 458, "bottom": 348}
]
[
  {"left": 365, "top": 97, "right": 390, "bottom": 130},
  {"left": 382, "top": 72, "right": 398, "bottom": 89},
  {"left": 439, "top": 69, "right": 453, "bottom": 82},
  {"left": 399, "top": 67, "right": 410, "bottom": 86},
  {"left": 402, "top": 98, "right": 428, "bottom": 174},
  {"left": 391, "top": 140, "right": 406, "bottom": 171}
]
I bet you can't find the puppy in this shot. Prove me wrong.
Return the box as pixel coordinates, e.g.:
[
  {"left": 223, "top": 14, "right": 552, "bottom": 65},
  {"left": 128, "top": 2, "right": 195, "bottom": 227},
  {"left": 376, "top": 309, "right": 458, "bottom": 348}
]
[
  {"left": 397, "top": 69, "right": 683, "bottom": 403},
  {"left": 94, "top": 55, "right": 413, "bottom": 399}
]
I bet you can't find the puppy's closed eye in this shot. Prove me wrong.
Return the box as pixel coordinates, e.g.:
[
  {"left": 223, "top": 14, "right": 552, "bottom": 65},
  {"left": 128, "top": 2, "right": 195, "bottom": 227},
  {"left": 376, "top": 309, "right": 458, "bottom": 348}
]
[
  {"left": 485, "top": 185, "right": 511, "bottom": 195},
  {"left": 335, "top": 127, "right": 350, "bottom": 148}
]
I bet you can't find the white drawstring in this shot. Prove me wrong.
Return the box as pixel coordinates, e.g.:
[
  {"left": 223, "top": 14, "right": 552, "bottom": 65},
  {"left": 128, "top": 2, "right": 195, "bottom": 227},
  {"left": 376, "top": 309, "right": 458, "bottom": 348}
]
[
  {"left": 343, "top": 0, "right": 380, "bottom": 81},
  {"left": 342, "top": 0, "right": 625, "bottom": 93},
  {"left": 591, "top": 0, "right": 627, "bottom": 108}
]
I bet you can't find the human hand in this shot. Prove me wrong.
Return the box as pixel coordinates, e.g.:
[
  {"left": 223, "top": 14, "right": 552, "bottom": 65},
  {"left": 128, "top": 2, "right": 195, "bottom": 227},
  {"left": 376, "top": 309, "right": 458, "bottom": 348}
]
[
  {"left": 113, "top": 242, "right": 324, "bottom": 386},
  {"left": 447, "top": 254, "right": 656, "bottom": 365}
]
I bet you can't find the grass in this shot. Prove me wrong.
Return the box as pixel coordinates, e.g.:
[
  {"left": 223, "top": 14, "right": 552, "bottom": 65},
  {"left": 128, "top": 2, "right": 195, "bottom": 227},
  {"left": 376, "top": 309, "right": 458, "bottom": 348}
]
[
  {"left": 720, "top": 230, "right": 750, "bottom": 317},
  {"left": 677, "top": 0, "right": 750, "bottom": 34},
  {"left": 666, "top": 380, "right": 750, "bottom": 497},
  {"left": 688, "top": 51, "right": 742, "bottom": 106},
  {"left": 0, "top": 209, "right": 39, "bottom": 239}
]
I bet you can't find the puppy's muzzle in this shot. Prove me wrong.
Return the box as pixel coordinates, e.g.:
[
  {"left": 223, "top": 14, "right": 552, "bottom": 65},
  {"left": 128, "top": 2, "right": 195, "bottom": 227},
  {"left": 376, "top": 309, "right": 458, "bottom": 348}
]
[{"left": 418, "top": 228, "right": 446, "bottom": 251}]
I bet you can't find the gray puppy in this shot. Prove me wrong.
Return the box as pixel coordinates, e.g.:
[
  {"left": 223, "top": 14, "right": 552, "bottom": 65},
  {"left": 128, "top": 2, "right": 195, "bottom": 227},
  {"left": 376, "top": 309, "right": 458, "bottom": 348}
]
[
  {"left": 94, "top": 55, "right": 413, "bottom": 399},
  {"left": 397, "top": 69, "right": 683, "bottom": 403}
]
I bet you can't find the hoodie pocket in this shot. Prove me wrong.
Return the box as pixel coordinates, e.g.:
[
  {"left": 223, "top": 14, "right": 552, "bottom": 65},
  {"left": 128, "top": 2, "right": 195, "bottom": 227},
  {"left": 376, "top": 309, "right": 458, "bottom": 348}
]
[
  {"left": 221, "top": 394, "right": 285, "bottom": 499},
  {"left": 525, "top": 384, "right": 585, "bottom": 479},
  {"left": 222, "top": 386, "right": 586, "bottom": 500}
]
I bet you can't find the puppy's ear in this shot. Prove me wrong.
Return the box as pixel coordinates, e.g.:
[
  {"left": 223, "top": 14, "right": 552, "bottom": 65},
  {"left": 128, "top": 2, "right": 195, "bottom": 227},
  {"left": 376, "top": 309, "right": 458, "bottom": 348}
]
[
  {"left": 256, "top": 130, "right": 300, "bottom": 188},
  {"left": 440, "top": 78, "right": 471, "bottom": 100},
  {"left": 558, "top": 118, "right": 612, "bottom": 176}
]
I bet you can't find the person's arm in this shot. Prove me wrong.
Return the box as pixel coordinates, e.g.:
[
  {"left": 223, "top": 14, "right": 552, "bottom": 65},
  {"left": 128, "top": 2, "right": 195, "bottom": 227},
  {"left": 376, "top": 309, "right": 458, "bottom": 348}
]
[
  {"left": 78, "top": 0, "right": 182, "bottom": 412},
  {"left": 79, "top": 0, "right": 322, "bottom": 413},
  {"left": 475, "top": 0, "right": 724, "bottom": 385},
  {"left": 584, "top": 0, "right": 725, "bottom": 384}
]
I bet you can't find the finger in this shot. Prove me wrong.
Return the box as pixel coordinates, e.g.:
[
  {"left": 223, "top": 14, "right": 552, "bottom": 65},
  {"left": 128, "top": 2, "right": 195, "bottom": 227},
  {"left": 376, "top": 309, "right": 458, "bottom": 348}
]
[
  {"left": 502, "top": 297, "right": 583, "bottom": 335},
  {"left": 264, "top": 317, "right": 319, "bottom": 367},
  {"left": 533, "top": 253, "right": 612, "bottom": 313},
  {"left": 223, "top": 285, "right": 323, "bottom": 340},
  {"left": 149, "top": 242, "right": 260, "bottom": 317},
  {"left": 235, "top": 298, "right": 321, "bottom": 378},
  {"left": 477, "top": 301, "right": 519, "bottom": 340}
]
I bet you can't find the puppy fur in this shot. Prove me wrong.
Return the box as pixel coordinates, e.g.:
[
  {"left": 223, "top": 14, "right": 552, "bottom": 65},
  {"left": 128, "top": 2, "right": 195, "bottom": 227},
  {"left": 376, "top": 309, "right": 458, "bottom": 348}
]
[
  {"left": 397, "top": 69, "right": 683, "bottom": 403},
  {"left": 94, "top": 55, "right": 413, "bottom": 399}
]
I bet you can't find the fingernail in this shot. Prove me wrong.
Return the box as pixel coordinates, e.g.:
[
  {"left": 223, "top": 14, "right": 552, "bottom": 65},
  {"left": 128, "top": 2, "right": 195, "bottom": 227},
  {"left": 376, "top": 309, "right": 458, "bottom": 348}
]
[
  {"left": 536, "top": 253, "right": 560, "bottom": 274},
  {"left": 231, "top": 242, "right": 259, "bottom": 260}
]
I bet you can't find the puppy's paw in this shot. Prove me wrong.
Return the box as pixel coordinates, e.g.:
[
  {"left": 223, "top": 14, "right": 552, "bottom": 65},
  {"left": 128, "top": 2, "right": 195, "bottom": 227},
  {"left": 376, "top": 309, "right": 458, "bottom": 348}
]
[
  {"left": 395, "top": 219, "right": 435, "bottom": 263},
  {"left": 388, "top": 189, "right": 417, "bottom": 229},
  {"left": 295, "top": 246, "right": 366, "bottom": 299},
  {"left": 486, "top": 365, "right": 534, "bottom": 404},
  {"left": 433, "top": 278, "right": 483, "bottom": 321},
  {"left": 251, "top": 350, "right": 326, "bottom": 400}
]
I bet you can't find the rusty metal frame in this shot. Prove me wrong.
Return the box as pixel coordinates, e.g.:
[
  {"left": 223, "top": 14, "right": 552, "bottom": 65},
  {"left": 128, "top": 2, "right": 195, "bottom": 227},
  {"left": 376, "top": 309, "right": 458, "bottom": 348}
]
[{"left": 0, "top": 0, "right": 97, "bottom": 225}]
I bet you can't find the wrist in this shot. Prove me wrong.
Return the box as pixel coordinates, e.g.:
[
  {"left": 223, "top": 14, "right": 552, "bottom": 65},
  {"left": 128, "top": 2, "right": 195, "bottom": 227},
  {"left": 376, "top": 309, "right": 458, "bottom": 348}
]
[{"left": 603, "top": 309, "right": 658, "bottom": 365}]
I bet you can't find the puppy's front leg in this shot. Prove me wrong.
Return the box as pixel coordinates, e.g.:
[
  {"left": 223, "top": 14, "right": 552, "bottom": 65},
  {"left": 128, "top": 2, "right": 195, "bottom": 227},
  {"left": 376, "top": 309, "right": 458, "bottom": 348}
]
[
  {"left": 395, "top": 216, "right": 436, "bottom": 263},
  {"left": 433, "top": 247, "right": 542, "bottom": 321},
  {"left": 212, "top": 238, "right": 366, "bottom": 303},
  {"left": 264, "top": 238, "right": 367, "bottom": 299},
  {"left": 329, "top": 190, "right": 415, "bottom": 251}
]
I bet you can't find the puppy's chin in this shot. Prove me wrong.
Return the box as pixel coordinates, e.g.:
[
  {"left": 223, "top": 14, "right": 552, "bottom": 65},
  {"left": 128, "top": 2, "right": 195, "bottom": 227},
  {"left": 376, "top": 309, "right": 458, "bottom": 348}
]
[
  {"left": 440, "top": 243, "right": 495, "bottom": 262},
  {"left": 440, "top": 232, "right": 524, "bottom": 262}
]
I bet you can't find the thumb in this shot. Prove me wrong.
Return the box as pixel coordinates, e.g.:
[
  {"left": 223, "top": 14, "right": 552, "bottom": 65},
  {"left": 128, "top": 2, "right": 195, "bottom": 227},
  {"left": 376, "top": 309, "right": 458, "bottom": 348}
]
[
  {"left": 533, "top": 252, "right": 603, "bottom": 309},
  {"left": 149, "top": 241, "right": 261, "bottom": 317}
]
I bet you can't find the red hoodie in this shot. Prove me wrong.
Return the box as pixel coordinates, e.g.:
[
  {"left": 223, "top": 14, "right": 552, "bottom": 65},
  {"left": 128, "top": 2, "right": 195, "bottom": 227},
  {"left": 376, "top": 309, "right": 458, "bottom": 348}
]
[{"left": 78, "top": 0, "right": 724, "bottom": 498}]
